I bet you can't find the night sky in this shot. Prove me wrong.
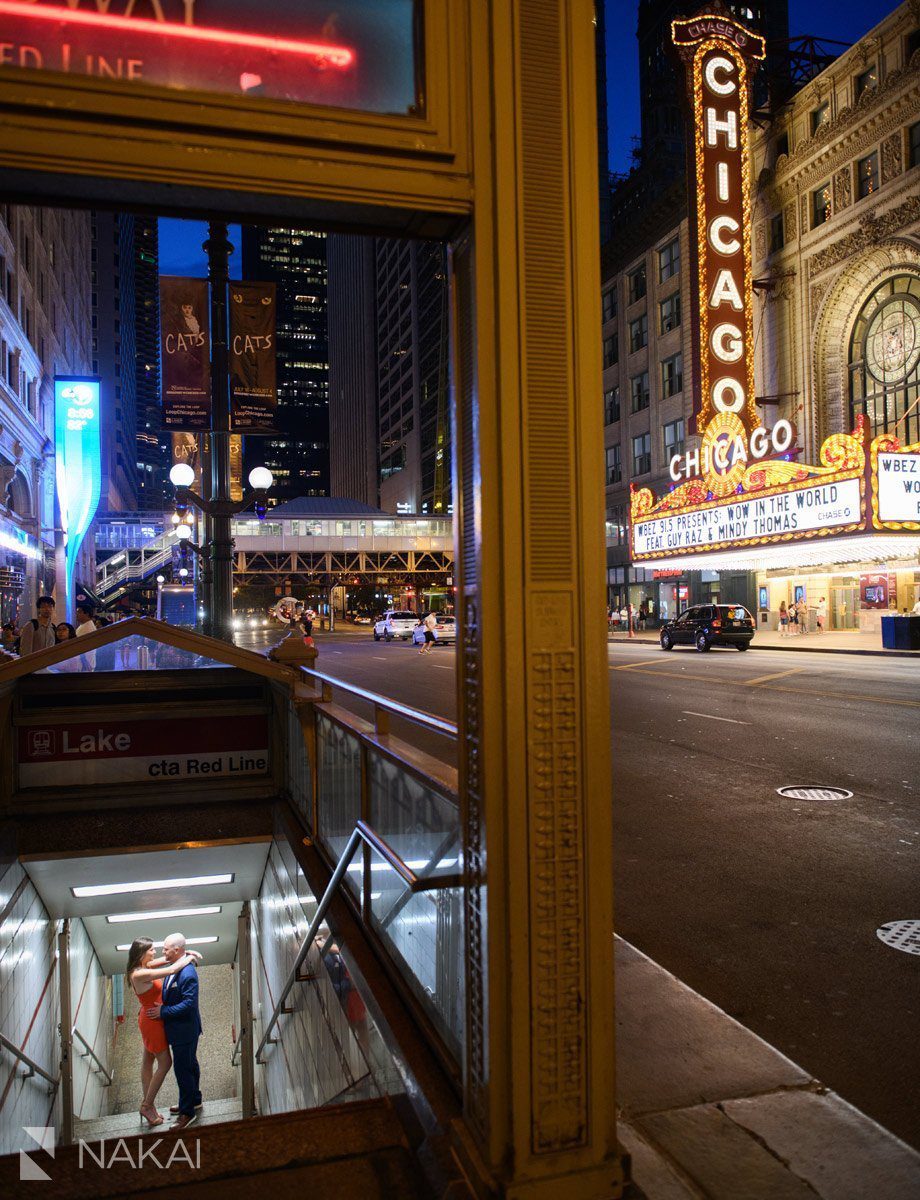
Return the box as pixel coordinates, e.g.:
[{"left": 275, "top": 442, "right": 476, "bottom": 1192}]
[
  {"left": 158, "top": 218, "right": 243, "bottom": 278},
  {"left": 606, "top": 0, "right": 900, "bottom": 175},
  {"left": 157, "top": 0, "right": 902, "bottom": 265}
]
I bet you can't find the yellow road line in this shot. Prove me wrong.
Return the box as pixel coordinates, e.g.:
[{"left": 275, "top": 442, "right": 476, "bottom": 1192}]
[
  {"left": 744, "top": 667, "right": 807, "bottom": 687},
  {"left": 614, "top": 666, "right": 920, "bottom": 708}
]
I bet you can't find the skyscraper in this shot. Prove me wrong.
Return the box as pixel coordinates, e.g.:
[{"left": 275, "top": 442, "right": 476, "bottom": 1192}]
[
  {"left": 327, "top": 235, "right": 377, "bottom": 506},
  {"left": 91, "top": 211, "right": 138, "bottom": 513},
  {"left": 134, "top": 215, "right": 168, "bottom": 511},
  {"left": 327, "top": 236, "right": 451, "bottom": 516},
  {"left": 241, "top": 227, "right": 329, "bottom": 502}
]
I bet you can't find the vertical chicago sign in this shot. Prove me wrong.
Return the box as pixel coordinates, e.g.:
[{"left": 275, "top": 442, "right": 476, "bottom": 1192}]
[{"left": 672, "top": 10, "right": 765, "bottom": 438}]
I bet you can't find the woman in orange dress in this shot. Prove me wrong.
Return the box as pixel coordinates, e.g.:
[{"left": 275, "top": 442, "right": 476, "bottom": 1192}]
[{"left": 125, "top": 937, "right": 203, "bottom": 1127}]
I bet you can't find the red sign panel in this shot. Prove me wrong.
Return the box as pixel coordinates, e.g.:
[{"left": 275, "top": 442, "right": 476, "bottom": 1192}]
[
  {"left": 18, "top": 713, "right": 270, "bottom": 787},
  {"left": 0, "top": 0, "right": 418, "bottom": 113}
]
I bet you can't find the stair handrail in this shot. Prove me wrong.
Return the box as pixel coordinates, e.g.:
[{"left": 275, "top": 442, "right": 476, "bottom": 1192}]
[
  {"left": 254, "top": 819, "right": 463, "bottom": 1066},
  {"left": 72, "top": 1026, "right": 114, "bottom": 1086},
  {"left": 0, "top": 1029, "right": 59, "bottom": 1092},
  {"left": 231, "top": 1027, "right": 245, "bottom": 1068}
]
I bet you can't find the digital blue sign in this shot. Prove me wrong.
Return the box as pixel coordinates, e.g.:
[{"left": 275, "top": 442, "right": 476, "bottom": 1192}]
[{"left": 55, "top": 377, "right": 102, "bottom": 620}]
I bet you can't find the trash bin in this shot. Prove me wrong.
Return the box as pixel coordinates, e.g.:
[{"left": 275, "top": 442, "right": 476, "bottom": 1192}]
[{"left": 881, "top": 616, "right": 920, "bottom": 650}]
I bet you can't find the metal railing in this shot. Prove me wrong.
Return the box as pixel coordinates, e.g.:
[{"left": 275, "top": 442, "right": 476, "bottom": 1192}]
[
  {"left": 231, "top": 1027, "right": 245, "bottom": 1068},
  {"left": 254, "top": 820, "right": 463, "bottom": 1067},
  {"left": 72, "top": 1027, "right": 114, "bottom": 1086},
  {"left": 0, "top": 1030, "right": 58, "bottom": 1093}
]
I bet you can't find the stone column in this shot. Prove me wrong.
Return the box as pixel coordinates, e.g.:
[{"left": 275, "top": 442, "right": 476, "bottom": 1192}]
[{"left": 453, "top": 2, "right": 623, "bottom": 1195}]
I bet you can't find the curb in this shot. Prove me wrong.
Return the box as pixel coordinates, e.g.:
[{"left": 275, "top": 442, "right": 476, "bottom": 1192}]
[{"left": 606, "top": 635, "right": 920, "bottom": 660}]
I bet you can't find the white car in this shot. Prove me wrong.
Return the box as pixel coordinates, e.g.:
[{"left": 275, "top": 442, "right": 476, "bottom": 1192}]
[
  {"left": 412, "top": 614, "right": 456, "bottom": 645},
  {"left": 373, "top": 610, "right": 418, "bottom": 641}
]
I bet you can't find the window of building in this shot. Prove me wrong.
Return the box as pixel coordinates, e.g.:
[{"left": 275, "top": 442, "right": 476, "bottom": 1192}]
[
  {"left": 855, "top": 65, "right": 878, "bottom": 99},
  {"left": 629, "top": 313, "right": 648, "bottom": 353},
  {"left": 910, "top": 122, "right": 920, "bottom": 170},
  {"left": 848, "top": 272, "right": 920, "bottom": 447},
  {"left": 659, "top": 292, "right": 681, "bottom": 334},
  {"left": 604, "top": 386, "right": 620, "bottom": 424},
  {"left": 606, "top": 444, "right": 621, "bottom": 485},
  {"left": 811, "top": 102, "right": 829, "bottom": 134},
  {"left": 775, "top": 132, "right": 789, "bottom": 161},
  {"left": 658, "top": 238, "right": 680, "bottom": 282},
  {"left": 630, "top": 371, "right": 650, "bottom": 413},
  {"left": 627, "top": 264, "right": 646, "bottom": 304},
  {"left": 602, "top": 287, "right": 617, "bottom": 323},
  {"left": 603, "top": 332, "right": 618, "bottom": 369},
  {"left": 857, "top": 151, "right": 879, "bottom": 200},
  {"left": 661, "top": 353, "right": 683, "bottom": 398},
  {"left": 769, "top": 212, "right": 784, "bottom": 254},
  {"left": 812, "top": 182, "right": 831, "bottom": 227},
  {"left": 906, "top": 28, "right": 920, "bottom": 64},
  {"left": 608, "top": 503, "right": 627, "bottom": 546},
  {"left": 663, "top": 418, "right": 685, "bottom": 462},
  {"left": 632, "top": 432, "right": 651, "bottom": 476}
]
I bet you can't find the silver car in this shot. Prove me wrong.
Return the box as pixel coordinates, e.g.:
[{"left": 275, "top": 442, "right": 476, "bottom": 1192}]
[
  {"left": 411, "top": 614, "right": 457, "bottom": 645},
  {"left": 373, "top": 610, "right": 418, "bottom": 641}
]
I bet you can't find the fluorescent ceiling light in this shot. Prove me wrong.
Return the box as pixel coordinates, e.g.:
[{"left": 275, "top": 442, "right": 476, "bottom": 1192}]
[
  {"left": 115, "top": 936, "right": 219, "bottom": 951},
  {"left": 107, "top": 906, "right": 221, "bottom": 924},
  {"left": 73, "top": 874, "right": 233, "bottom": 899},
  {"left": 638, "top": 535, "right": 920, "bottom": 573}
]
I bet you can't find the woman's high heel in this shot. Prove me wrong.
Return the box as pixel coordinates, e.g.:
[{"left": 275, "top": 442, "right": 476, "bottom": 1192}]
[{"left": 140, "top": 1105, "right": 164, "bottom": 1127}]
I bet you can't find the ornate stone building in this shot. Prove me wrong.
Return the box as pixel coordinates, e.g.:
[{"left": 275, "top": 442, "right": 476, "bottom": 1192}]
[
  {"left": 752, "top": 2, "right": 920, "bottom": 460},
  {"left": 0, "top": 206, "right": 93, "bottom": 626}
]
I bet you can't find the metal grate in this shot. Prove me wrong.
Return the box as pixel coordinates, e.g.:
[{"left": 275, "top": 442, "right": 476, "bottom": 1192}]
[
  {"left": 876, "top": 920, "right": 920, "bottom": 956},
  {"left": 776, "top": 785, "right": 854, "bottom": 801}
]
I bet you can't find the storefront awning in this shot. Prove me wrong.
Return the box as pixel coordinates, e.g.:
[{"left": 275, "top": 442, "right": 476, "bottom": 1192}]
[{"left": 638, "top": 534, "right": 920, "bottom": 574}]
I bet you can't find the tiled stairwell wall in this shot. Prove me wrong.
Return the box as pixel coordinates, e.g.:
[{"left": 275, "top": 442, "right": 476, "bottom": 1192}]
[
  {"left": 0, "top": 837, "right": 113, "bottom": 1154},
  {"left": 251, "top": 835, "right": 374, "bottom": 1115},
  {"left": 0, "top": 841, "right": 60, "bottom": 1155},
  {"left": 69, "top": 919, "right": 112, "bottom": 1122}
]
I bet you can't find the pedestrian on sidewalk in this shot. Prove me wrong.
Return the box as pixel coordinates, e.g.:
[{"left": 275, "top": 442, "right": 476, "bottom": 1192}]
[
  {"left": 778, "top": 600, "right": 788, "bottom": 636},
  {"left": 796, "top": 597, "right": 808, "bottom": 634},
  {"left": 816, "top": 597, "right": 827, "bottom": 632}
]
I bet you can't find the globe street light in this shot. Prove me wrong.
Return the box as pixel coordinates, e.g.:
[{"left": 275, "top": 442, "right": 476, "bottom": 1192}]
[
  {"left": 170, "top": 460, "right": 275, "bottom": 640},
  {"left": 169, "top": 462, "right": 195, "bottom": 489},
  {"left": 248, "top": 466, "right": 273, "bottom": 491},
  {"left": 156, "top": 575, "right": 165, "bottom": 584}
]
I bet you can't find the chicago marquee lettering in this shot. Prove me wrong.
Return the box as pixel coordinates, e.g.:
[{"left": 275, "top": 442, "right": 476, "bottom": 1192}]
[{"left": 672, "top": 12, "right": 765, "bottom": 433}]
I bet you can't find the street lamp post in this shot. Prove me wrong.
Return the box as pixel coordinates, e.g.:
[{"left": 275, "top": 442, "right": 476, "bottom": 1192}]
[{"left": 170, "top": 462, "right": 273, "bottom": 640}]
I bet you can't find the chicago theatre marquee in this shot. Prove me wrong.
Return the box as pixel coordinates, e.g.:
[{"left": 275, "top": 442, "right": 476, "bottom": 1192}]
[{"left": 629, "top": 3, "right": 920, "bottom": 633}]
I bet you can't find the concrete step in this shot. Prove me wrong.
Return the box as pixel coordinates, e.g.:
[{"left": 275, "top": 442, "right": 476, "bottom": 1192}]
[
  {"left": 75, "top": 1096, "right": 243, "bottom": 1140},
  {"left": 2, "top": 1097, "right": 430, "bottom": 1199}
]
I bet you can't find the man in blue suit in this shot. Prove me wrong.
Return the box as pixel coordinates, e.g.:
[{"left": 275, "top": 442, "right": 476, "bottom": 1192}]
[{"left": 145, "top": 931, "right": 203, "bottom": 1130}]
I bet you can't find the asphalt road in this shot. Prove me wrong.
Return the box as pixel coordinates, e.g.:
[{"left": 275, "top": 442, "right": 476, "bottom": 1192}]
[{"left": 238, "top": 625, "right": 920, "bottom": 1148}]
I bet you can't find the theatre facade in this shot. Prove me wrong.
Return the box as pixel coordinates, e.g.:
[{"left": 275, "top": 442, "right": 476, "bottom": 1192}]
[{"left": 623, "top": 2, "right": 920, "bottom": 633}]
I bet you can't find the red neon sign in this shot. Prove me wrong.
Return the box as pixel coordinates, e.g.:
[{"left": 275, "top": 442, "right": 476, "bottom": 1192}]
[
  {"left": 0, "top": 1, "right": 354, "bottom": 67},
  {"left": 0, "top": 0, "right": 419, "bottom": 113}
]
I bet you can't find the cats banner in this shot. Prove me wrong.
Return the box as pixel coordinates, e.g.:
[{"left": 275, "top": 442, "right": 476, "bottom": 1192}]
[
  {"left": 230, "top": 281, "right": 277, "bottom": 433},
  {"left": 160, "top": 276, "right": 211, "bottom": 431}
]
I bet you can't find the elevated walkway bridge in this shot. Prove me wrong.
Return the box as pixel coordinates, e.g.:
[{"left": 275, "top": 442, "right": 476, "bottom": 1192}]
[
  {"left": 94, "top": 501, "right": 454, "bottom": 602},
  {"left": 0, "top": 620, "right": 466, "bottom": 1196}
]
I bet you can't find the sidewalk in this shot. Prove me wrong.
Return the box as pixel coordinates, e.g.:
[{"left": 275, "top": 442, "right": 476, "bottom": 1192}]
[
  {"left": 615, "top": 937, "right": 920, "bottom": 1199},
  {"left": 608, "top": 627, "right": 920, "bottom": 657}
]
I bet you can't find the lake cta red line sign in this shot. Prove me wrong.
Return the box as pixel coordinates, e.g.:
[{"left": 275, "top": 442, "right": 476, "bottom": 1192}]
[{"left": 18, "top": 714, "right": 270, "bottom": 787}]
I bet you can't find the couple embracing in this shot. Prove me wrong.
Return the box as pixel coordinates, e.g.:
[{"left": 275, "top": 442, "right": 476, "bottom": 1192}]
[{"left": 125, "top": 932, "right": 203, "bottom": 1130}]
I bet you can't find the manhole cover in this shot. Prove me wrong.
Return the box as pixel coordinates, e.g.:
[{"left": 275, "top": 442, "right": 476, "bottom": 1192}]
[
  {"left": 876, "top": 921, "right": 920, "bottom": 956},
  {"left": 776, "top": 785, "right": 854, "bottom": 801}
]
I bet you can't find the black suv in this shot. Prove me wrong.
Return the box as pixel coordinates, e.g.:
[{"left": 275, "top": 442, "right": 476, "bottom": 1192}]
[{"left": 660, "top": 604, "right": 755, "bottom": 652}]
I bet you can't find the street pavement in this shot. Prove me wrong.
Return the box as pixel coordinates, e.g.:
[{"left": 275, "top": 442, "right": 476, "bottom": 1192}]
[{"left": 237, "top": 624, "right": 920, "bottom": 1149}]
